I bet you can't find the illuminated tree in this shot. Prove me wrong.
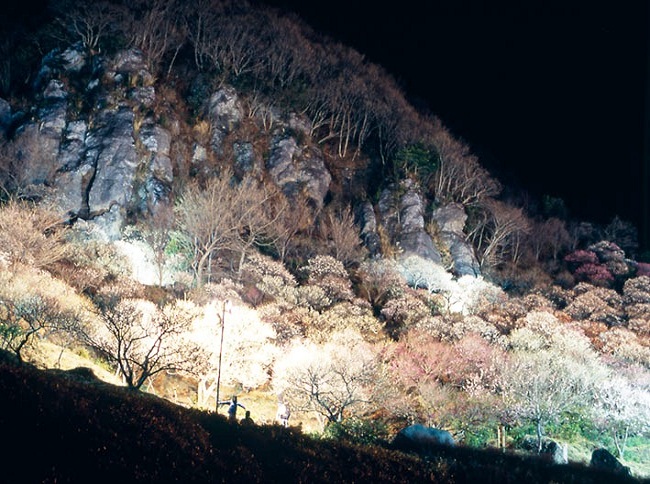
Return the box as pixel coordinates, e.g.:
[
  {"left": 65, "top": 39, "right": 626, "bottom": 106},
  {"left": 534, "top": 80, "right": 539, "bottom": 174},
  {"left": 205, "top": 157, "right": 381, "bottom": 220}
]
[
  {"left": 273, "top": 330, "right": 379, "bottom": 426},
  {"left": 175, "top": 168, "right": 281, "bottom": 284},
  {"left": 594, "top": 373, "right": 650, "bottom": 459},
  {"left": 503, "top": 323, "right": 606, "bottom": 452},
  {"left": 189, "top": 295, "right": 277, "bottom": 408},
  {"left": 468, "top": 199, "right": 530, "bottom": 269},
  {"left": 80, "top": 289, "right": 205, "bottom": 390}
]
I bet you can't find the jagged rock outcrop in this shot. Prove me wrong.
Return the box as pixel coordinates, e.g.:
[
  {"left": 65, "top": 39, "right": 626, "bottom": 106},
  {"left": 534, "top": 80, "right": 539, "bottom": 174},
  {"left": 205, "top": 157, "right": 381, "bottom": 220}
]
[
  {"left": 376, "top": 180, "right": 442, "bottom": 264},
  {"left": 357, "top": 201, "right": 381, "bottom": 257},
  {"left": 2, "top": 42, "right": 482, "bottom": 275},
  {"left": 208, "top": 87, "right": 243, "bottom": 155},
  {"left": 266, "top": 135, "right": 331, "bottom": 209},
  {"left": 6, "top": 45, "right": 177, "bottom": 239},
  {"left": 432, "top": 203, "right": 480, "bottom": 276}
]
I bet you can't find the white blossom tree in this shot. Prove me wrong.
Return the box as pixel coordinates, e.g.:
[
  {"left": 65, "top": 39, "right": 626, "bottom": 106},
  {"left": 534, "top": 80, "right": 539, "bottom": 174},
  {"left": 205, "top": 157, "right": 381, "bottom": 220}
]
[
  {"left": 273, "top": 329, "right": 379, "bottom": 427},
  {"left": 80, "top": 297, "right": 205, "bottom": 390},
  {"left": 594, "top": 374, "right": 650, "bottom": 460},
  {"left": 190, "top": 298, "right": 277, "bottom": 409},
  {"left": 503, "top": 322, "right": 607, "bottom": 452}
]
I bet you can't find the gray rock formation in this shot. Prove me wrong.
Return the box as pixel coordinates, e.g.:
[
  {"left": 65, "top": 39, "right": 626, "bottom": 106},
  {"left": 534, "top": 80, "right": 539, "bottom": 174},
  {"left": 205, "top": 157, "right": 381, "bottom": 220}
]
[
  {"left": 377, "top": 180, "right": 441, "bottom": 264},
  {"left": 266, "top": 135, "right": 331, "bottom": 209},
  {"left": 208, "top": 87, "right": 243, "bottom": 154},
  {"left": 590, "top": 448, "right": 631, "bottom": 476},
  {"left": 357, "top": 201, "right": 381, "bottom": 257},
  {"left": 432, "top": 203, "right": 480, "bottom": 276},
  {"left": 6, "top": 45, "right": 177, "bottom": 239},
  {"left": 391, "top": 424, "right": 455, "bottom": 457}
]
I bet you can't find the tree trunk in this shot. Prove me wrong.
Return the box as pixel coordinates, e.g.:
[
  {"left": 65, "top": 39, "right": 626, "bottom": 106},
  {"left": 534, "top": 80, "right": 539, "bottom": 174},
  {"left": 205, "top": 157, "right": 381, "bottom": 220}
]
[{"left": 536, "top": 419, "right": 544, "bottom": 453}]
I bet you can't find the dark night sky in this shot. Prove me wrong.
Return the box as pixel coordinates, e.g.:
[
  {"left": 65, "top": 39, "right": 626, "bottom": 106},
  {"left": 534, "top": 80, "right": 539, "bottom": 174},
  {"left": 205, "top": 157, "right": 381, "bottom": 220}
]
[{"left": 262, "top": 0, "right": 649, "bottom": 245}]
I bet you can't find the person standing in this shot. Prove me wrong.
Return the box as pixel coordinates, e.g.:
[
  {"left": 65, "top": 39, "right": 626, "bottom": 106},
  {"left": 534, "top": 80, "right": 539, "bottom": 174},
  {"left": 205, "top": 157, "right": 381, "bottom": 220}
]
[
  {"left": 219, "top": 395, "right": 246, "bottom": 423},
  {"left": 241, "top": 410, "right": 254, "bottom": 426},
  {"left": 276, "top": 401, "right": 290, "bottom": 427}
]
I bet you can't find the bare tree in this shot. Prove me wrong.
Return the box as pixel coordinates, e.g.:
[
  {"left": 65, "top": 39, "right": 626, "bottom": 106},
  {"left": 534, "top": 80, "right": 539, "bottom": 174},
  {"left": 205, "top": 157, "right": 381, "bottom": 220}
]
[
  {"left": 268, "top": 192, "right": 313, "bottom": 262},
  {"left": 318, "top": 204, "right": 366, "bottom": 267},
  {"left": 0, "top": 293, "right": 77, "bottom": 363},
  {"left": 175, "top": 168, "right": 281, "bottom": 284},
  {"left": 80, "top": 292, "right": 205, "bottom": 390},
  {"left": 127, "top": 0, "right": 185, "bottom": 76},
  {"left": 529, "top": 217, "right": 571, "bottom": 262},
  {"left": 432, "top": 125, "right": 501, "bottom": 206},
  {"left": 50, "top": 0, "right": 127, "bottom": 54},
  {"left": 594, "top": 373, "right": 650, "bottom": 460},
  {"left": 139, "top": 205, "right": 175, "bottom": 286},
  {"left": 0, "top": 199, "right": 69, "bottom": 270},
  {"left": 273, "top": 331, "right": 378, "bottom": 426},
  {"left": 468, "top": 199, "right": 530, "bottom": 269},
  {"left": 503, "top": 327, "right": 605, "bottom": 452}
]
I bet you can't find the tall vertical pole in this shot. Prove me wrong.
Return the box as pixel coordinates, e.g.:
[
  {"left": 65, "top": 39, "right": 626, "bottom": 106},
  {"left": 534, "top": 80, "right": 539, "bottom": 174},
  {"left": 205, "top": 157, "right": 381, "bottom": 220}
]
[{"left": 215, "top": 300, "right": 227, "bottom": 413}]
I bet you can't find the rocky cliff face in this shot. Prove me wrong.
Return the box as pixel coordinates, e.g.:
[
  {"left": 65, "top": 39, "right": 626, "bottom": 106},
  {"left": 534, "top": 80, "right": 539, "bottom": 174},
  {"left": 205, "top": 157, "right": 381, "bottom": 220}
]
[{"left": 1, "top": 43, "right": 478, "bottom": 273}]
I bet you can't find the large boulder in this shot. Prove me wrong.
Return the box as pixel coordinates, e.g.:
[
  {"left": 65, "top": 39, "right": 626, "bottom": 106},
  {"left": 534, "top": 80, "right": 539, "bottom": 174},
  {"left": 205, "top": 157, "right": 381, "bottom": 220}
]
[
  {"left": 590, "top": 448, "right": 631, "bottom": 477},
  {"left": 521, "top": 436, "right": 568, "bottom": 464},
  {"left": 391, "top": 424, "right": 455, "bottom": 457}
]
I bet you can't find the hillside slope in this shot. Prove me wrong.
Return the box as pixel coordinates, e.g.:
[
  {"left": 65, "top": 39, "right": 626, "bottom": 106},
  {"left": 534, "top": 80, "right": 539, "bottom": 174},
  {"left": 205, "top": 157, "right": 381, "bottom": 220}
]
[{"left": 0, "top": 353, "right": 645, "bottom": 484}]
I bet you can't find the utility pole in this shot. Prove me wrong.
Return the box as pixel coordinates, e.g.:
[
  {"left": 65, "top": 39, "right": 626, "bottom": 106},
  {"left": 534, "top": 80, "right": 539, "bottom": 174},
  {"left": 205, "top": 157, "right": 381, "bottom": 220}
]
[{"left": 215, "top": 299, "right": 231, "bottom": 413}]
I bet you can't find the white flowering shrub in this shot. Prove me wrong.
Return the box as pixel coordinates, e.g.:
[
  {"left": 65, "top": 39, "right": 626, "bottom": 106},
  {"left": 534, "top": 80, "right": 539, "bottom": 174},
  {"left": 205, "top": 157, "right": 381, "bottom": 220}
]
[
  {"left": 623, "top": 276, "right": 650, "bottom": 304},
  {"left": 300, "top": 255, "right": 354, "bottom": 305},
  {"left": 295, "top": 284, "right": 332, "bottom": 311},
  {"left": 600, "top": 328, "right": 650, "bottom": 367},
  {"left": 257, "top": 302, "right": 315, "bottom": 344},
  {"left": 241, "top": 252, "right": 297, "bottom": 287},
  {"left": 380, "top": 290, "right": 435, "bottom": 337},
  {"left": 445, "top": 315, "right": 503, "bottom": 345},
  {"left": 509, "top": 311, "right": 593, "bottom": 356},
  {"left": 397, "top": 255, "right": 504, "bottom": 315},
  {"left": 257, "top": 275, "right": 299, "bottom": 305},
  {"left": 272, "top": 329, "right": 379, "bottom": 426},
  {"left": 356, "top": 258, "right": 406, "bottom": 307},
  {"left": 397, "top": 255, "right": 455, "bottom": 295},
  {"left": 565, "top": 286, "right": 625, "bottom": 326},
  {"left": 190, "top": 299, "right": 278, "bottom": 407},
  {"left": 594, "top": 374, "right": 650, "bottom": 459},
  {"left": 628, "top": 317, "right": 650, "bottom": 336},
  {"left": 310, "top": 301, "right": 383, "bottom": 343},
  {"left": 450, "top": 275, "right": 505, "bottom": 314},
  {"left": 302, "top": 255, "right": 349, "bottom": 281}
]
